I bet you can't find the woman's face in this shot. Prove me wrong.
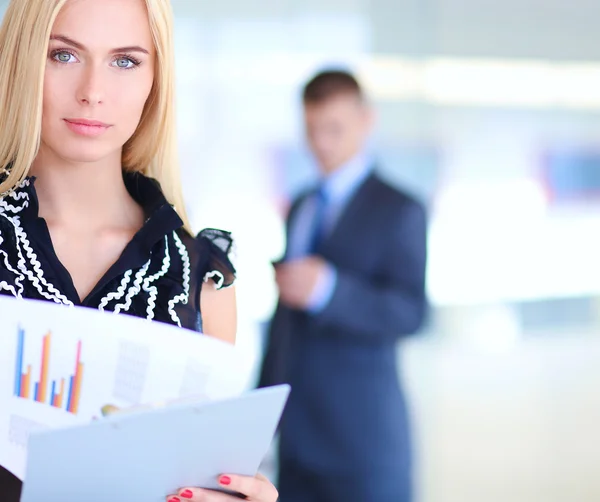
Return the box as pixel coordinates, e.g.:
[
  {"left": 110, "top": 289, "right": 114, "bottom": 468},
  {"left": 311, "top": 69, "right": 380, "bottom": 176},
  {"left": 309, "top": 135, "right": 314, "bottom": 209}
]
[{"left": 41, "top": 0, "right": 155, "bottom": 165}]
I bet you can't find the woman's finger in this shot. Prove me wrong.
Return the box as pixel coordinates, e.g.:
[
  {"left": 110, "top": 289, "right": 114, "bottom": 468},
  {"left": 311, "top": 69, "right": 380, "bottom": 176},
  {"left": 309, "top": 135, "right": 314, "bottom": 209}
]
[
  {"left": 165, "top": 487, "right": 244, "bottom": 501},
  {"left": 217, "top": 473, "right": 278, "bottom": 501},
  {"left": 164, "top": 473, "right": 277, "bottom": 502}
]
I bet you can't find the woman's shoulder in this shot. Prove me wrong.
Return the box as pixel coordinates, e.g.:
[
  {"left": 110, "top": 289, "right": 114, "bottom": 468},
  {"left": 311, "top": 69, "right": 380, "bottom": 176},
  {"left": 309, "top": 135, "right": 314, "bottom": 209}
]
[
  {"left": 0, "top": 178, "right": 36, "bottom": 253},
  {"left": 0, "top": 183, "right": 28, "bottom": 297},
  {"left": 178, "top": 227, "right": 236, "bottom": 290},
  {"left": 195, "top": 228, "right": 234, "bottom": 256},
  {"left": 0, "top": 177, "right": 32, "bottom": 216},
  {"left": 0, "top": 181, "right": 29, "bottom": 242}
]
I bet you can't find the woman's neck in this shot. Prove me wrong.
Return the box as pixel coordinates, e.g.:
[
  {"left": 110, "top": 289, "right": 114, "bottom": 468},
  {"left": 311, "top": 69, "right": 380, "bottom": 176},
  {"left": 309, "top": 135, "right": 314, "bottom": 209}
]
[{"left": 30, "top": 148, "right": 143, "bottom": 231}]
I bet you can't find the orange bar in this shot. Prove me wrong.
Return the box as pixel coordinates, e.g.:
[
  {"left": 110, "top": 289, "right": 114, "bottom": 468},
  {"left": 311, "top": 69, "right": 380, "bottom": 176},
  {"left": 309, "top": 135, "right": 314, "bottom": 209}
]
[
  {"left": 22, "top": 365, "right": 32, "bottom": 399},
  {"left": 20, "top": 374, "right": 26, "bottom": 398},
  {"left": 38, "top": 333, "right": 51, "bottom": 403},
  {"left": 56, "top": 378, "right": 65, "bottom": 409},
  {"left": 71, "top": 362, "right": 84, "bottom": 414}
]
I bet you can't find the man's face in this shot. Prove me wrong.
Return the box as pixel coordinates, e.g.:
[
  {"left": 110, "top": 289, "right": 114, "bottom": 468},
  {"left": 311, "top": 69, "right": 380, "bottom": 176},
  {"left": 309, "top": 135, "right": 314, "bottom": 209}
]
[{"left": 304, "top": 93, "right": 373, "bottom": 174}]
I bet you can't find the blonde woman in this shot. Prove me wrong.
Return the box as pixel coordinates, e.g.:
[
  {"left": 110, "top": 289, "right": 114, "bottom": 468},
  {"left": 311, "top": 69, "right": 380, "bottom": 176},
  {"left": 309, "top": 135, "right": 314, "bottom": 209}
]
[{"left": 0, "top": 0, "right": 278, "bottom": 501}]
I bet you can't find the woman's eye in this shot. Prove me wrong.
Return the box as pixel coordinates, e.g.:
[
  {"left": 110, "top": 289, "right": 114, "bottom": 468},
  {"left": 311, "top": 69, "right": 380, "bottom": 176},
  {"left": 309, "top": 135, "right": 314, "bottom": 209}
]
[
  {"left": 54, "top": 51, "right": 76, "bottom": 63},
  {"left": 113, "top": 58, "right": 135, "bottom": 69}
]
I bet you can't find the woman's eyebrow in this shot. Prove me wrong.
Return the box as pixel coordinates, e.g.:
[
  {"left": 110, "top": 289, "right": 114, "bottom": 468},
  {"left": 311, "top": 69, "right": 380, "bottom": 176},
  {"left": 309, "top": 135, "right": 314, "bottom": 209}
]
[{"left": 49, "top": 34, "right": 150, "bottom": 55}]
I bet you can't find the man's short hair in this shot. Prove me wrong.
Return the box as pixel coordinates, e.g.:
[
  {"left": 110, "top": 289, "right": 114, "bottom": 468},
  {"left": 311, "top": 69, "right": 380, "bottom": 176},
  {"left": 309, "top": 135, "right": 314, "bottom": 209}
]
[{"left": 302, "top": 69, "right": 364, "bottom": 104}]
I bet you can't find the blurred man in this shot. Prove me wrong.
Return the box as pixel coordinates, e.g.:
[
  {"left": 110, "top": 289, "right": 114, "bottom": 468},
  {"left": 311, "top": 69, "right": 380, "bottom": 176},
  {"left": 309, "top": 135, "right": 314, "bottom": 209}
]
[{"left": 259, "top": 70, "right": 428, "bottom": 502}]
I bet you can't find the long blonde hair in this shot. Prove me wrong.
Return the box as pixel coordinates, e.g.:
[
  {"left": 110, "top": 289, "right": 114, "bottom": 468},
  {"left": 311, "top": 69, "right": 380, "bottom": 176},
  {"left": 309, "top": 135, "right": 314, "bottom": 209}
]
[{"left": 0, "top": 0, "right": 191, "bottom": 231}]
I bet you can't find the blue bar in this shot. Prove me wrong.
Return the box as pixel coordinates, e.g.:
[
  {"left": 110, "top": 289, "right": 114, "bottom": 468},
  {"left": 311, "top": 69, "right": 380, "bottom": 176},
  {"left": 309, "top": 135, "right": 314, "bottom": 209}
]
[
  {"left": 50, "top": 381, "right": 56, "bottom": 406},
  {"left": 34, "top": 382, "right": 39, "bottom": 401},
  {"left": 14, "top": 327, "right": 24, "bottom": 397},
  {"left": 66, "top": 376, "right": 74, "bottom": 412}
]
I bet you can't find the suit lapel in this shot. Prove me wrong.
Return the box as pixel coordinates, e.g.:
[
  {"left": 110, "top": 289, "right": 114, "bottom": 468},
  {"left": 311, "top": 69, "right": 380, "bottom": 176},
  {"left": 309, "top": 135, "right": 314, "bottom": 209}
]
[{"left": 319, "top": 173, "right": 379, "bottom": 258}]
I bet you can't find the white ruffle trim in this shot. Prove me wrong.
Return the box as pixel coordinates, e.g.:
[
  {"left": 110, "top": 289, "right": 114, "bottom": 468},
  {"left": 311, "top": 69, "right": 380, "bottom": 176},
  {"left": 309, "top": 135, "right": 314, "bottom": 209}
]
[
  {"left": 1, "top": 182, "right": 192, "bottom": 323},
  {"left": 203, "top": 270, "right": 225, "bottom": 290}
]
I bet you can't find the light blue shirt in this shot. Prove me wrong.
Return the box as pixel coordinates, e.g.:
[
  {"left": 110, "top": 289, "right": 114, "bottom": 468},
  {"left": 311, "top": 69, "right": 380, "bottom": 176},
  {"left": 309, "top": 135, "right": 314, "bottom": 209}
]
[{"left": 287, "top": 152, "right": 373, "bottom": 313}]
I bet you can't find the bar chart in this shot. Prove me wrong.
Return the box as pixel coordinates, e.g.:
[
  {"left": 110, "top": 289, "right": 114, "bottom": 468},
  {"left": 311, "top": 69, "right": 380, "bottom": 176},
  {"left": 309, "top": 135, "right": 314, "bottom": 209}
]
[{"left": 13, "top": 327, "right": 84, "bottom": 414}]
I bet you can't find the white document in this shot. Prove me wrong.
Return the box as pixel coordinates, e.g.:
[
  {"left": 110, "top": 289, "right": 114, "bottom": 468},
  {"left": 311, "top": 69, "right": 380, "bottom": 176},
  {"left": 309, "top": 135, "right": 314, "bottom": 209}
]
[
  {"left": 0, "top": 296, "right": 250, "bottom": 480},
  {"left": 20, "top": 385, "right": 290, "bottom": 502}
]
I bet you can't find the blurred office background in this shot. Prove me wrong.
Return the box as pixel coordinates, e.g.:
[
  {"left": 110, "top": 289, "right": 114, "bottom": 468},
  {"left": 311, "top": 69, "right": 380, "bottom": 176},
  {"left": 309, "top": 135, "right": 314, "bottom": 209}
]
[
  {"left": 4, "top": 0, "right": 599, "bottom": 500},
  {"left": 163, "top": 2, "right": 600, "bottom": 501}
]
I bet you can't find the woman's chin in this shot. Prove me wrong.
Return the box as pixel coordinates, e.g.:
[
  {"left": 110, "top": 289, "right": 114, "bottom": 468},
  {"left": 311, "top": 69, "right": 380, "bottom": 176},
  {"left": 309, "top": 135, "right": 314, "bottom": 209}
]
[{"left": 48, "top": 145, "right": 122, "bottom": 166}]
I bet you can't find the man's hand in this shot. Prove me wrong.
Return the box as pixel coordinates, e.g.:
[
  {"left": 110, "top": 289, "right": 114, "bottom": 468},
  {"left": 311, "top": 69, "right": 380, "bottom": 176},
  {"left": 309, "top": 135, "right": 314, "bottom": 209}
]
[{"left": 274, "top": 256, "right": 328, "bottom": 310}]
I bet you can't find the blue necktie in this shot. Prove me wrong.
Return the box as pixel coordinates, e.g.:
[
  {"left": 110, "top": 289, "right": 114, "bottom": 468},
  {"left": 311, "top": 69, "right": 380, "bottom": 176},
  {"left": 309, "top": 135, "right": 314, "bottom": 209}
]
[{"left": 307, "top": 186, "right": 328, "bottom": 255}]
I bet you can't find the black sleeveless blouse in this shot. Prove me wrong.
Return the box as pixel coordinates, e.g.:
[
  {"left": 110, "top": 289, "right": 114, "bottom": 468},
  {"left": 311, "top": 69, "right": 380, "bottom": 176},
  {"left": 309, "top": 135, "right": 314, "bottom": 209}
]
[
  {"left": 0, "top": 171, "right": 236, "bottom": 329},
  {"left": 0, "top": 171, "right": 236, "bottom": 498}
]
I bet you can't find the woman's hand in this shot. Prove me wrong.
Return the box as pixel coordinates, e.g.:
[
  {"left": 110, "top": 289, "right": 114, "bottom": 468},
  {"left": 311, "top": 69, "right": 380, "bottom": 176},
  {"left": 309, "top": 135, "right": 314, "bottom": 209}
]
[{"left": 166, "top": 473, "right": 278, "bottom": 502}]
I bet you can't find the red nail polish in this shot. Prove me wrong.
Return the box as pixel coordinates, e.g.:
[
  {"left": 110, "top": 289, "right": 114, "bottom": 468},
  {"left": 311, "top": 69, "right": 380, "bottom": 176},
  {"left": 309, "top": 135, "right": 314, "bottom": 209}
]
[
  {"left": 219, "top": 475, "right": 231, "bottom": 486},
  {"left": 168, "top": 498, "right": 180, "bottom": 502},
  {"left": 180, "top": 490, "right": 193, "bottom": 499}
]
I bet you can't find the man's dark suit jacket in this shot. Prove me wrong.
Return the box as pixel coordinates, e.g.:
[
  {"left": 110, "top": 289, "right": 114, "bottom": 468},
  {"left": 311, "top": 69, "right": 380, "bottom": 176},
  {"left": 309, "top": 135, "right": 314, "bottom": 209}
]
[{"left": 258, "top": 172, "right": 428, "bottom": 478}]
